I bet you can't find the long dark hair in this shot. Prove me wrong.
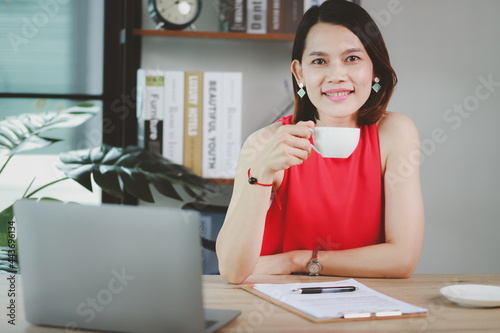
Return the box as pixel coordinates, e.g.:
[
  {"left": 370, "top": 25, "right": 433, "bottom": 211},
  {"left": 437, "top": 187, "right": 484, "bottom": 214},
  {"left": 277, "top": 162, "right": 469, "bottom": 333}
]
[{"left": 292, "top": 0, "right": 397, "bottom": 126}]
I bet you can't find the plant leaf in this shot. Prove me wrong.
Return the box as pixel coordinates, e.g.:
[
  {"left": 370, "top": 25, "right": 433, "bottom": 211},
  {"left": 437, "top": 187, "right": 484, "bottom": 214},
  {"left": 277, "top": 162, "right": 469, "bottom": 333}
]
[
  {"left": 11, "top": 136, "right": 62, "bottom": 155},
  {"left": 0, "top": 205, "right": 14, "bottom": 247},
  {"left": 91, "top": 165, "right": 123, "bottom": 199},
  {"left": 0, "top": 104, "right": 99, "bottom": 156},
  {"left": 57, "top": 145, "right": 212, "bottom": 203},
  {"left": 59, "top": 164, "right": 93, "bottom": 192},
  {"left": 37, "top": 197, "right": 65, "bottom": 202},
  {"left": 118, "top": 167, "right": 154, "bottom": 202},
  {"left": 150, "top": 175, "right": 183, "bottom": 201}
]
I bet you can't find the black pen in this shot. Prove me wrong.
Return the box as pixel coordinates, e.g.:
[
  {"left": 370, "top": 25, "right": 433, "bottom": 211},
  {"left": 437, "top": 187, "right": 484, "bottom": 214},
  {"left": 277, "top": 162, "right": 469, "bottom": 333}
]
[{"left": 290, "top": 286, "right": 357, "bottom": 294}]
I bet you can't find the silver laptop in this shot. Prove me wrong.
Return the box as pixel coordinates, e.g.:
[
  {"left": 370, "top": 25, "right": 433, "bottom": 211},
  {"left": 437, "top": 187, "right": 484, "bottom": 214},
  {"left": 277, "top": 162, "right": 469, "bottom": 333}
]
[{"left": 14, "top": 199, "right": 239, "bottom": 333}]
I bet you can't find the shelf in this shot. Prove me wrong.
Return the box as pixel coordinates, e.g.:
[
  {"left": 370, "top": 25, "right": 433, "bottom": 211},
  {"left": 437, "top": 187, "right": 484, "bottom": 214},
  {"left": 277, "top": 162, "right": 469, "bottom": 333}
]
[
  {"left": 207, "top": 178, "right": 234, "bottom": 185},
  {"left": 134, "top": 29, "right": 295, "bottom": 41},
  {"left": 134, "top": 28, "right": 287, "bottom": 187}
]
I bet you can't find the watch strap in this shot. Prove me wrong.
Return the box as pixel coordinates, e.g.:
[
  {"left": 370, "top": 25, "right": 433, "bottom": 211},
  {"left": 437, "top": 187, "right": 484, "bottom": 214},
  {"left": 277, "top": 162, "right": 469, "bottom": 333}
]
[{"left": 312, "top": 248, "right": 319, "bottom": 260}]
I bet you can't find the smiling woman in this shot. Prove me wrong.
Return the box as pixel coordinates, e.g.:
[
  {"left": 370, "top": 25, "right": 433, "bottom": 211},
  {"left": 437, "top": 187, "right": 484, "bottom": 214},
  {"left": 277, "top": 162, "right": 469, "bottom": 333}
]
[
  {"left": 292, "top": 24, "right": 376, "bottom": 127},
  {"left": 216, "top": 0, "right": 424, "bottom": 284},
  {"left": 291, "top": 3, "right": 397, "bottom": 126}
]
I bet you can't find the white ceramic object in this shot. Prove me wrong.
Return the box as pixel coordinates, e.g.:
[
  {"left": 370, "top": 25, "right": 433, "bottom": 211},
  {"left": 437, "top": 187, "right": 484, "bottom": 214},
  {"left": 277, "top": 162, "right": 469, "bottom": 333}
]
[
  {"left": 310, "top": 127, "right": 360, "bottom": 158},
  {"left": 440, "top": 284, "right": 500, "bottom": 308}
]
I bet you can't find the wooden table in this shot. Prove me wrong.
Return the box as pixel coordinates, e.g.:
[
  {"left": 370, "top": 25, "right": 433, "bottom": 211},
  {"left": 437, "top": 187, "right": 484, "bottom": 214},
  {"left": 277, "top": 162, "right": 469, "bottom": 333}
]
[
  {"left": 203, "top": 274, "right": 500, "bottom": 332},
  {"left": 1, "top": 274, "right": 499, "bottom": 332}
]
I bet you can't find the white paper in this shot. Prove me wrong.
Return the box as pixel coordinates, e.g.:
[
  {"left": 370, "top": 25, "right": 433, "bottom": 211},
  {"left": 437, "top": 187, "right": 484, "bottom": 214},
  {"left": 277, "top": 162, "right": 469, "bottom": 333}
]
[{"left": 253, "top": 278, "right": 428, "bottom": 319}]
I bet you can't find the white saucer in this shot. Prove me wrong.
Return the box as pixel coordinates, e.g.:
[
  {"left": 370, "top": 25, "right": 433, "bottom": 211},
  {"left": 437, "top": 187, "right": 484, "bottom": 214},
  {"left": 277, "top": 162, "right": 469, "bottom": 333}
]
[{"left": 440, "top": 284, "right": 500, "bottom": 308}]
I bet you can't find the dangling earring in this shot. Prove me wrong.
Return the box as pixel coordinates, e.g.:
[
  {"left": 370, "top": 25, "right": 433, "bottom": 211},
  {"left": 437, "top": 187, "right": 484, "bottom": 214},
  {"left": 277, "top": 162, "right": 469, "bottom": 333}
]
[
  {"left": 297, "top": 82, "right": 306, "bottom": 98},
  {"left": 372, "top": 77, "right": 381, "bottom": 93}
]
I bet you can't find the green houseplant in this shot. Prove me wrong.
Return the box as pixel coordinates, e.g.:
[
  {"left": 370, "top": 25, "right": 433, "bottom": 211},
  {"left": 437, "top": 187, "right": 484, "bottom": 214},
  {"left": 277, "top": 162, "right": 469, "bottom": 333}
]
[{"left": 0, "top": 103, "right": 214, "bottom": 273}]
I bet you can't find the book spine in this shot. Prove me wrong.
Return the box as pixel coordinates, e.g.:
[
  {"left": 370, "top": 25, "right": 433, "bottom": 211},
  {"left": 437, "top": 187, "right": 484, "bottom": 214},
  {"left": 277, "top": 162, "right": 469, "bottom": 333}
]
[
  {"left": 221, "top": 72, "right": 242, "bottom": 179},
  {"left": 136, "top": 68, "right": 146, "bottom": 149},
  {"left": 137, "top": 69, "right": 164, "bottom": 155},
  {"left": 267, "top": 0, "right": 284, "bottom": 33},
  {"left": 285, "top": 0, "right": 304, "bottom": 34},
  {"left": 247, "top": 0, "right": 267, "bottom": 34},
  {"left": 184, "top": 72, "right": 203, "bottom": 176},
  {"left": 219, "top": 0, "right": 230, "bottom": 32},
  {"left": 226, "top": 0, "right": 247, "bottom": 32},
  {"left": 202, "top": 72, "right": 223, "bottom": 179},
  {"left": 163, "top": 71, "right": 184, "bottom": 165}
]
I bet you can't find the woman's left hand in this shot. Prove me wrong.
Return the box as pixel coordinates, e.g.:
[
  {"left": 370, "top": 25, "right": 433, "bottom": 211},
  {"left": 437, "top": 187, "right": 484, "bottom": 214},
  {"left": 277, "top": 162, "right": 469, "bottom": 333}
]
[
  {"left": 253, "top": 253, "right": 293, "bottom": 275},
  {"left": 253, "top": 251, "right": 307, "bottom": 275}
]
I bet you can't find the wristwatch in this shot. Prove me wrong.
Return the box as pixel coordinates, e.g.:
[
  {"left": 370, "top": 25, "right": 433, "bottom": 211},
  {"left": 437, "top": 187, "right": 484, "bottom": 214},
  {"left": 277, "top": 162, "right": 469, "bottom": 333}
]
[{"left": 307, "top": 249, "right": 321, "bottom": 276}]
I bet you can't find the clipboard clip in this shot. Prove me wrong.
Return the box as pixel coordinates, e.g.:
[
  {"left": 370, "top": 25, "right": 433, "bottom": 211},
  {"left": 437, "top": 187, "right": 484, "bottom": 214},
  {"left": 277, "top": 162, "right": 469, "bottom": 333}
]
[{"left": 341, "top": 310, "right": 403, "bottom": 319}]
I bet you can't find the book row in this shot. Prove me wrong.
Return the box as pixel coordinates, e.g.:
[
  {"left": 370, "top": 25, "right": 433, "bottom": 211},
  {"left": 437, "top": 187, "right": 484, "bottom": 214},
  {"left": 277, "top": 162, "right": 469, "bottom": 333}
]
[
  {"left": 219, "top": 0, "right": 328, "bottom": 34},
  {"left": 137, "top": 69, "right": 242, "bottom": 179}
]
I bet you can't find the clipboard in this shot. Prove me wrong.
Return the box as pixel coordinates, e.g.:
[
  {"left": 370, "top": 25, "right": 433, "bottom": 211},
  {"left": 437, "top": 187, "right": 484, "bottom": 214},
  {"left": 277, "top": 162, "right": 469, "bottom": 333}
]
[{"left": 242, "top": 279, "right": 428, "bottom": 323}]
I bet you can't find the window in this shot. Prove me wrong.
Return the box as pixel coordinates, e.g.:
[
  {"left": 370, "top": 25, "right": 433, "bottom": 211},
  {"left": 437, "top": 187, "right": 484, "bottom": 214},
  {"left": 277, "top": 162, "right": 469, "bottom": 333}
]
[{"left": 0, "top": 0, "right": 105, "bottom": 205}]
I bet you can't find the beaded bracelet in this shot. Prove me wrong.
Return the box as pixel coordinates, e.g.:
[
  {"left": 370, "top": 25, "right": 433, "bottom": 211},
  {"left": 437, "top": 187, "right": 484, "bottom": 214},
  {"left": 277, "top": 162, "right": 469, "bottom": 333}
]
[{"left": 247, "top": 168, "right": 282, "bottom": 209}]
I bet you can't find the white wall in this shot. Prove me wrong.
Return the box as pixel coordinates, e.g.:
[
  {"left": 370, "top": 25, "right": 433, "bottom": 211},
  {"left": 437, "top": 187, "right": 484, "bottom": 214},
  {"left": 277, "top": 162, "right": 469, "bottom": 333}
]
[
  {"left": 140, "top": 0, "right": 500, "bottom": 273},
  {"left": 360, "top": 0, "right": 500, "bottom": 274}
]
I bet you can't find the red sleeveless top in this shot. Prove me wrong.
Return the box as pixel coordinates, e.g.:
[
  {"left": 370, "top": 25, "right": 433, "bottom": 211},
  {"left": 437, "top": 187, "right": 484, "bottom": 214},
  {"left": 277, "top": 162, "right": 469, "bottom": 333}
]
[{"left": 261, "top": 115, "right": 384, "bottom": 255}]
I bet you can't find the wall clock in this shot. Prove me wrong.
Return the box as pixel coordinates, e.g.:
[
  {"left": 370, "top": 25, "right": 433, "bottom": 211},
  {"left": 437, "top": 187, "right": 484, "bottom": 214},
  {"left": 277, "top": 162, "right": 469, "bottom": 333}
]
[{"left": 148, "top": 0, "right": 202, "bottom": 30}]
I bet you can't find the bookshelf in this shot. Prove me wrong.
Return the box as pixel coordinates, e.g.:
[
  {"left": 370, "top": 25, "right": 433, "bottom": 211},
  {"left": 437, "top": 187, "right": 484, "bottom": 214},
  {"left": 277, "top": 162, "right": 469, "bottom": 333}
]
[
  {"left": 133, "top": 29, "right": 295, "bottom": 41},
  {"left": 135, "top": 29, "right": 295, "bottom": 185}
]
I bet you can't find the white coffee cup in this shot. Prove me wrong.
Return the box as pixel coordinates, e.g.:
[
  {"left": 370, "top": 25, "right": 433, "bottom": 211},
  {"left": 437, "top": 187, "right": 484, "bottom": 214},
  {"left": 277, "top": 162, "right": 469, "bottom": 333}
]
[{"left": 310, "top": 127, "right": 360, "bottom": 158}]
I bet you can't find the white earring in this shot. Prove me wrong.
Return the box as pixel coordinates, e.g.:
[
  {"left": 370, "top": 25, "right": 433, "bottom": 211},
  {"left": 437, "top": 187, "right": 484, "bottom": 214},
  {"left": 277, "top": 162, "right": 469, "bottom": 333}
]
[{"left": 297, "top": 82, "right": 306, "bottom": 98}]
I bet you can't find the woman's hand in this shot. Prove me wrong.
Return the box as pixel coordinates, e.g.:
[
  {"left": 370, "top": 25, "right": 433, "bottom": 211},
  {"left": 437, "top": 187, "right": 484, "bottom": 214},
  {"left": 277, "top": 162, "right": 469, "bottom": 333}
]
[
  {"left": 253, "top": 251, "right": 309, "bottom": 275},
  {"left": 253, "top": 253, "right": 295, "bottom": 275},
  {"left": 249, "top": 121, "right": 315, "bottom": 181}
]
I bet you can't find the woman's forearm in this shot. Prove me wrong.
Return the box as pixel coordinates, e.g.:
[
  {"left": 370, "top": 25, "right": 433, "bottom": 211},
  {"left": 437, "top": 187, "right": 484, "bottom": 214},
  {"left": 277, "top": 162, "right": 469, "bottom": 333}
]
[
  {"left": 216, "top": 182, "right": 272, "bottom": 284},
  {"left": 287, "top": 241, "right": 421, "bottom": 278},
  {"left": 216, "top": 121, "right": 319, "bottom": 283}
]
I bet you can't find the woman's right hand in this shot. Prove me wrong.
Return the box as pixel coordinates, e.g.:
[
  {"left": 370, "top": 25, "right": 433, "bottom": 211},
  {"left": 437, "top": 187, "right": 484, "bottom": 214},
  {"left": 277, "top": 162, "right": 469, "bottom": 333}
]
[{"left": 248, "top": 120, "right": 315, "bottom": 181}]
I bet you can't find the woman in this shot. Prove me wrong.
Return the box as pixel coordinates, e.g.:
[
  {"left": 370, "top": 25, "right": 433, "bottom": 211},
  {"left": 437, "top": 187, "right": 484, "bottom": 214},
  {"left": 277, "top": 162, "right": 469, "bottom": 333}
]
[{"left": 216, "top": 0, "right": 424, "bottom": 284}]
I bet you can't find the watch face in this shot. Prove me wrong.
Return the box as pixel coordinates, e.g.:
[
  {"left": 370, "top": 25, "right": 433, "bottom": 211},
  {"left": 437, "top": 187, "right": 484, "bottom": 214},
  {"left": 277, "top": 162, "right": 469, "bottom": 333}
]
[
  {"left": 153, "top": 0, "right": 200, "bottom": 27},
  {"left": 308, "top": 262, "right": 321, "bottom": 275}
]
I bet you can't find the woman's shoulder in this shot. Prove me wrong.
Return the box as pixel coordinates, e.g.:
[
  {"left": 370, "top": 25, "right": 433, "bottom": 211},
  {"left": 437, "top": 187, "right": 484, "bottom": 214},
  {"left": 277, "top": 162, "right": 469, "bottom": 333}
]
[
  {"left": 377, "top": 111, "right": 419, "bottom": 141},
  {"left": 377, "top": 112, "right": 420, "bottom": 172}
]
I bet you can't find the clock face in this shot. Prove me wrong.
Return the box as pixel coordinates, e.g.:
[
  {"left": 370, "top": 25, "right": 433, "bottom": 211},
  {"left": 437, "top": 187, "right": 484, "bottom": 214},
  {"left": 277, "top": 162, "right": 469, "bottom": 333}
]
[{"left": 152, "top": 0, "right": 201, "bottom": 27}]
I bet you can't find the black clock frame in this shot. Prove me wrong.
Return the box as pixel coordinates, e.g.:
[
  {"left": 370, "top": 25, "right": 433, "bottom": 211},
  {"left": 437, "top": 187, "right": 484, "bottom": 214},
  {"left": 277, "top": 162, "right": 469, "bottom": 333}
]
[{"left": 148, "top": 0, "right": 202, "bottom": 30}]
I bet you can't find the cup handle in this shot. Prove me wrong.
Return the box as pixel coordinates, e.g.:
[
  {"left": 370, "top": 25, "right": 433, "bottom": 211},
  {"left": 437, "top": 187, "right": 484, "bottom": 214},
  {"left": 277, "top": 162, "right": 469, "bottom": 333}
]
[
  {"left": 310, "top": 143, "right": 321, "bottom": 155},
  {"left": 309, "top": 128, "right": 321, "bottom": 155}
]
